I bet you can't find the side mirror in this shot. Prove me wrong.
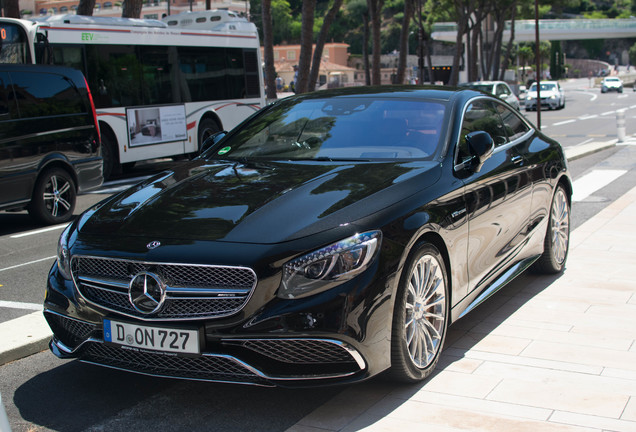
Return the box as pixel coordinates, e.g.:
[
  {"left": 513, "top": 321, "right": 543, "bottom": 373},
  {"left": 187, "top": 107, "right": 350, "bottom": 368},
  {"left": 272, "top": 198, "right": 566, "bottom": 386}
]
[
  {"left": 465, "top": 131, "right": 494, "bottom": 173},
  {"left": 200, "top": 131, "right": 228, "bottom": 155}
]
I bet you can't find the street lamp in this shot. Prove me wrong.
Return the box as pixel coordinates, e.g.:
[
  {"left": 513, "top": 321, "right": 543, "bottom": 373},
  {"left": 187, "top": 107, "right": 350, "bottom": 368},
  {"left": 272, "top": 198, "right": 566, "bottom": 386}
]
[{"left": 535, "top": 0, "right": 541, "bottom": 128}]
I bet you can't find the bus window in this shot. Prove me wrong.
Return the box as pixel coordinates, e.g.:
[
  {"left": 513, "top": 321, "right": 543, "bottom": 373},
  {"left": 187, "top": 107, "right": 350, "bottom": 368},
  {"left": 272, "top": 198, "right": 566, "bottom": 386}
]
[
  {"left": 50, "top": 45, "right": 85, "bottom": 72},
  {"left": 0, "top": 23, "right": 31, "bottom": 64},
  {"left": 87, "top": 44, "right": 142, "bottom": 108},
  {"left": 138, "top": 46, "right": 174, "bottom": 105}
]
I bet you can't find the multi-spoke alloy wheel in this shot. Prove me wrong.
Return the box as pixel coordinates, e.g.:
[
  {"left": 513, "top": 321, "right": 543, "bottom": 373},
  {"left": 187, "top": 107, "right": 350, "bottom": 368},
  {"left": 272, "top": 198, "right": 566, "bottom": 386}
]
[
  {"left": 391, "top": 243, "right": 448, "bottom": 382},
  {"left": 550, "top": 187, "right": 570, "bottom": 266},
  {"left": 405, "top": 254, "right": 446, "bottom": 368},
  {"left": 533, "top": 184, "right": 570, "bottom": 274},
  {"left": 29, "top": 168, "right": 76, "bottom": 224}
]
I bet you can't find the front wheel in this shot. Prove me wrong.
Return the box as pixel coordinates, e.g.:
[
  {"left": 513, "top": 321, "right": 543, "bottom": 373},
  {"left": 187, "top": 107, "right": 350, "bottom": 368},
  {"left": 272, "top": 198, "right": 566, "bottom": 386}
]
[
  {"left": 28, "top": 168, "right": 76, "bottom": 225},
  {"left": 198, "top": 118, "right": 220, "bottom": 153},
  {"left": 533, "top": 185, "right": 570, "bottom": 274},
  {"left": 389, "top": 243, "right": 449, "bottom": 383}
]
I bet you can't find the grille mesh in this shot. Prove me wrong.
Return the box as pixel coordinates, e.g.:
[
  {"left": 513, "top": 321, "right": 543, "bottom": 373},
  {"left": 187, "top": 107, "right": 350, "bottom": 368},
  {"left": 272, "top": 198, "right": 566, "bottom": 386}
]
[
  {"left": 45, "top": 312, "right": 98, "bottom": 348},
  {"left": 72, "top": 256, "right": 256, "bottom": 320},
  {"left": 82, "top": 343, "right": 268, "bottom": 384},
  {"left": 240, "top": 339, "right": 357, "bottom": 364}
]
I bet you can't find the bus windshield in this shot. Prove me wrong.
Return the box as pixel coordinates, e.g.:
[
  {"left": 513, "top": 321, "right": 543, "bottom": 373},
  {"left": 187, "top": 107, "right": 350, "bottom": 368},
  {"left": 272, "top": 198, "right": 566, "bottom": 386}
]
[{"left": 0, "top": 23, "right": 30, "bottom": 63}]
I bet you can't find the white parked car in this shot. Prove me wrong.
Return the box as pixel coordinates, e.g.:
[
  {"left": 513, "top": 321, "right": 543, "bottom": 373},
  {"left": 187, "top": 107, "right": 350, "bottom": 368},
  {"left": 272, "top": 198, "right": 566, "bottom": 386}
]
[
  {"left": 601, "top": 77, "right": 623, "bottom": 93},
  {"left": 525, "top": 81, "right": 565, "bottom": 111},
  {"left": 459, "top": 81, "right": 521, "bottom": 110}
]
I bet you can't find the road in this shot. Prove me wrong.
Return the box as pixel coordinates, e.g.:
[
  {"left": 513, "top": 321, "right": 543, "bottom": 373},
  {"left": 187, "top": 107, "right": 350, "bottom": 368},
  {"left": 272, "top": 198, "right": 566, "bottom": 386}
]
[{"left": 1, "top": 78, "right": 636, "bottom": 431}]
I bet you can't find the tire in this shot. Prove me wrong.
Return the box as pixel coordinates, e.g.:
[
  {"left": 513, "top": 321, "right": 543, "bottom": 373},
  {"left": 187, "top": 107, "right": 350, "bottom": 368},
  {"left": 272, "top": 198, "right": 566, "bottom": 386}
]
[
  {"left": 389, "top": 243, "right": 449, "bottom": 383},
  {"left": 198, "top": 118, "right": 220, "bottom": 152},
  {"left": 101, "top": 132, "right": 121, "bottom": 180},
  {"left": 532, "top": 185, "right": 570, "bottom": 274},
  {"left": 28, "top": 168, "right": 76, "bottom": 225}
]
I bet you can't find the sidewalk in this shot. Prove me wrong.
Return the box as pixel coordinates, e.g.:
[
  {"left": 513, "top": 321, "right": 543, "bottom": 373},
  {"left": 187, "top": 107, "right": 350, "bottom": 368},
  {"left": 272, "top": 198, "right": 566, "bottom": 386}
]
[{"left": 287, "top": 165, "right": 636, "bottom": 431}]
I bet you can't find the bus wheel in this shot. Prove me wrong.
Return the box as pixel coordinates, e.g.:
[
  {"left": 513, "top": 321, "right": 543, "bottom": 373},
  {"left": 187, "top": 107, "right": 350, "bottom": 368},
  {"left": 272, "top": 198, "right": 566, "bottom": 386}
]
[
  {"left": 28, "top": 168, "right": 77, "bottom": 225},
  {"left": 101, "top": 133, "right": 121, "bottom": 180},
  {"left": 198, "top": 118, "right": 220, "bottom": 152}
]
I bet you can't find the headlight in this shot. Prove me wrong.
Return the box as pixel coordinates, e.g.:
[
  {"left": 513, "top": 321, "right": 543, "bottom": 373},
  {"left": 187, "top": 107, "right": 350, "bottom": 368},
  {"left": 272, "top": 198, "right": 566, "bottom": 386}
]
[
  {"left": 279, "top": 230, "right": 382, "bottom": 299},
  {"left": 57, "top": 224, "right": 72, "bottom": 280},
  {"left": 526, "top": 96, "right": 534, "bottom": 101},
  {"left": 550, "top": 95, "right": 556, "bottom": 99}
]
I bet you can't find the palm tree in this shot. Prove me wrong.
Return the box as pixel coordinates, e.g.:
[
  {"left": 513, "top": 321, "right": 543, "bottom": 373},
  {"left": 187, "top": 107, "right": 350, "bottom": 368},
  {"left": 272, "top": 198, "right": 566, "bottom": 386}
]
[
  {"left": 77, "top": 0, "right": 97, "bottom": 15},
  {"left": 122, "top": 0, "right": 143, "bottom": 17},
  {"left": 308, "top": 0, "right": 345, "bottom": 90},
  {"left": 295, "top": 0, "right": 316, "bottom": 94},
  {"left": 261, "top": 0, "right": 278, "bottom": 99}
]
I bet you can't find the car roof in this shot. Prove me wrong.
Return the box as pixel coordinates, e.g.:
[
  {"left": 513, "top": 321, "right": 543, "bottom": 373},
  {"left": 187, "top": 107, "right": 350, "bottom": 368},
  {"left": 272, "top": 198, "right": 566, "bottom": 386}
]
[{"left": 279, "top": 85, "right": 479, "bottom": 103}]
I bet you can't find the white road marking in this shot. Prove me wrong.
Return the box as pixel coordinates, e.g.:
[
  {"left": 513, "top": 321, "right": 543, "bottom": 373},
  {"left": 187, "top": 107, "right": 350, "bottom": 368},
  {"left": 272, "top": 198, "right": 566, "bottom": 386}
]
[
  {"left": 572, "top": 170, "right": 627, "bottom": 202},
  {"left": 579, "top": 114, "right": 598, "bottom": 120},
  {"left": 0, "top": 256, "right": 56, "bottom": 272},
  {"left": 553, "top": 119, "right": 576, "bottom": 126},
  {"left": 576, "top": 138, "right": 593, "bottom": 146},
  {"left": 0, "top": 300, "right": 43, "bottom": 311},
  {"left": 601, "top": 110, "right": 616, "bottom": 116},
  {"left": 10, "top": 224, "right": 68, "bottom": 239}
]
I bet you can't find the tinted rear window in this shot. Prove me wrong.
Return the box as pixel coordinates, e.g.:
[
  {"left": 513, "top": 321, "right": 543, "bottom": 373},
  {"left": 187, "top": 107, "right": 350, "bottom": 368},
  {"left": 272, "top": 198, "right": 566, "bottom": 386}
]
[{"left": 9, "top": 71, "right": 85, "bottom": 118}]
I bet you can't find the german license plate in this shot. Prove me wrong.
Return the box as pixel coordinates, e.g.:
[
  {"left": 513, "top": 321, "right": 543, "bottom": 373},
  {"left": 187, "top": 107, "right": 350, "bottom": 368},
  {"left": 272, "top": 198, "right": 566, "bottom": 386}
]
[{"left": 103, "top": 319, "right": 200, "bottom": 355}]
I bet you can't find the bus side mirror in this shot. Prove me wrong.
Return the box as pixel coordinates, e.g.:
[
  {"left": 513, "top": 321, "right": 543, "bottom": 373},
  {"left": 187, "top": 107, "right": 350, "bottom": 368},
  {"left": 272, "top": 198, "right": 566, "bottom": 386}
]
[
  {"left": 200, "top": 131, "right": 228, "bottom": 155},
  {"left": 466, "top": 131, "right": 494, "bottom": 173}
]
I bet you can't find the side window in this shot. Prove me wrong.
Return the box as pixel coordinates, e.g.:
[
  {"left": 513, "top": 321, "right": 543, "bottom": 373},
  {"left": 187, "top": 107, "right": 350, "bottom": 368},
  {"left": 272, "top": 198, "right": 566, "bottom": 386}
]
[
  {"left": 457, "top": 99, "right": 507, "bottom": 162},
  {"left": 496, "top": 102, "right": 530, "bottom": 142},
  {"left": 8, "top": 71, "right": 85, "bottom": 118}
]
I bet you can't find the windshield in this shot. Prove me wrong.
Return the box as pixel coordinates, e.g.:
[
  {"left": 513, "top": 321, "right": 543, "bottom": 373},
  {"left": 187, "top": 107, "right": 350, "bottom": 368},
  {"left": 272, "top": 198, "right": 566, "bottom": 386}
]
[
  {"left": 207, "top": 97, "right": 447, "bottom": 161},
  {"left": 529, "top": 83, "right": 557, "bottom": 92}
]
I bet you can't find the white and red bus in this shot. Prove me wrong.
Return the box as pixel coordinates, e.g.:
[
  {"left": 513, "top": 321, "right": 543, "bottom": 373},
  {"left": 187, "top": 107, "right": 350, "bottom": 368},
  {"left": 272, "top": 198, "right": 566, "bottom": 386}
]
[{"left": 0, "top": 10, "right": 266, "bottom": 178}]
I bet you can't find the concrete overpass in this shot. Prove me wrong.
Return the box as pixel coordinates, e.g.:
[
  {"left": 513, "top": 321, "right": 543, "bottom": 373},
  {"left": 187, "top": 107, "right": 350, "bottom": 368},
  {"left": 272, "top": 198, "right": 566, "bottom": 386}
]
[{"left": 431, "top": 19, "right": 636, "bottom": 42}]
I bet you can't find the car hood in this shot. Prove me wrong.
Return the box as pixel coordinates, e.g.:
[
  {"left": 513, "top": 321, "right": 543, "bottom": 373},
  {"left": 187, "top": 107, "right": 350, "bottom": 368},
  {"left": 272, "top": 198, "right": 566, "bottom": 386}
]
[{"left": 79, "top": 159, "right": 441, "bottom": 244}]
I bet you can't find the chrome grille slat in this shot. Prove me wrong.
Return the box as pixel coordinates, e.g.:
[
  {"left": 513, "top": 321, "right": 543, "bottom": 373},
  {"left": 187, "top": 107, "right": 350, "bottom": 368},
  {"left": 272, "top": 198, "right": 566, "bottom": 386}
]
[{"left": 72, "top": 256, "right": 257, "bottom": 321}]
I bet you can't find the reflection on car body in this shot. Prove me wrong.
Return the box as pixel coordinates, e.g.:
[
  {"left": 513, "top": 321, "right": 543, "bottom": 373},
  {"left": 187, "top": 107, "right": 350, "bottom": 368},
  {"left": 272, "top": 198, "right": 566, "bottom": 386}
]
[
  {"left": 458, "top": 81, "right": 521, "bottom": 111},
  {"left": 44, "top": 86, "right": 572, "bottom": 387}
]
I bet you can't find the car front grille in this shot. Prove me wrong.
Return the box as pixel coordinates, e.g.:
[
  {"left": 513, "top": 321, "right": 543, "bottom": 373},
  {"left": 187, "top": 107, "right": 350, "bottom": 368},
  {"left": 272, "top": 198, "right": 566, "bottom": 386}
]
[
  {"left": 81, "top": 342, "right": 270, "bottom": 385},
  {"left": 71, "top": 256, "right": 257, "bottom": 321}
]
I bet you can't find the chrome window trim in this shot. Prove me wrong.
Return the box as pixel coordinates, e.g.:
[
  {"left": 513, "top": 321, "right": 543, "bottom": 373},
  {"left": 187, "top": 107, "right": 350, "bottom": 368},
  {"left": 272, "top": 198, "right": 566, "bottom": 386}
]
[{"left": 452, "top": 95, "right": 534, "bottom": 171}]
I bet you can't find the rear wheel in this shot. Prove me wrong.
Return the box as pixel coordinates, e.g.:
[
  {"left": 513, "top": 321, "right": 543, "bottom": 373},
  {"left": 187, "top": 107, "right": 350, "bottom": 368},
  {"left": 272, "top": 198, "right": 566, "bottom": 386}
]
[
  {"left": 101, "top": 132, "right": 121, "bottom": 180},
  {"left": 28, "top": 168, "right": 76, "bottom": 224},
  {"left": 533, "top": 185, "right": 570, "bottom": 274},
  {"left": 389, "top": 243, "right": 449, "bottom": 383}
]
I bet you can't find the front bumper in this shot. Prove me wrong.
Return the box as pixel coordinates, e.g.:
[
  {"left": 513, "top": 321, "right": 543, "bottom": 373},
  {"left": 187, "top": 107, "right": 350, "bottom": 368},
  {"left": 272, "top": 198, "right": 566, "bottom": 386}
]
[
  {"left": 44, "top": 257, "right": 393, "bottom": 387},
  {"left": 525, "top": 98, "right": 560, "bottom": 110}
]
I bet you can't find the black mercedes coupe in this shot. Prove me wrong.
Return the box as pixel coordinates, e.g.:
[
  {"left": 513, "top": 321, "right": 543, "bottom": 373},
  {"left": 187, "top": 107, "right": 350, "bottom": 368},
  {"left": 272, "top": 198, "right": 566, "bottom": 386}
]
[{"left": 44, "top": 86, "right": 572, "bottom": 387}]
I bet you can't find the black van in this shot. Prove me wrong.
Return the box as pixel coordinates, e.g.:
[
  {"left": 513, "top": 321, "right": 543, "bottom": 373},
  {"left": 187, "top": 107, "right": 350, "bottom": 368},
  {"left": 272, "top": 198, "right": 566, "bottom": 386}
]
[{"left": 0, "top": 64, "right": 102, "bottom": 224}]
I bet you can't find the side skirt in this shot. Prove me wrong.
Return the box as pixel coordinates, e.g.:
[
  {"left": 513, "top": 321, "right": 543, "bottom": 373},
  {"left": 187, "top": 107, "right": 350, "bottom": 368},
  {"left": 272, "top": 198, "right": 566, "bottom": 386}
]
[{"left": 452, "top": 254, "right": 541, "bottom": 322}]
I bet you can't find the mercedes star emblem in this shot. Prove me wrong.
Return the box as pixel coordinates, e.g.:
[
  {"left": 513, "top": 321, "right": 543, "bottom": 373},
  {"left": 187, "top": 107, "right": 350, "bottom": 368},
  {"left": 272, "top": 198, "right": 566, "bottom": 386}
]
[{"left": 129, "top": 272, "right": 166, "bottom": 314}]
